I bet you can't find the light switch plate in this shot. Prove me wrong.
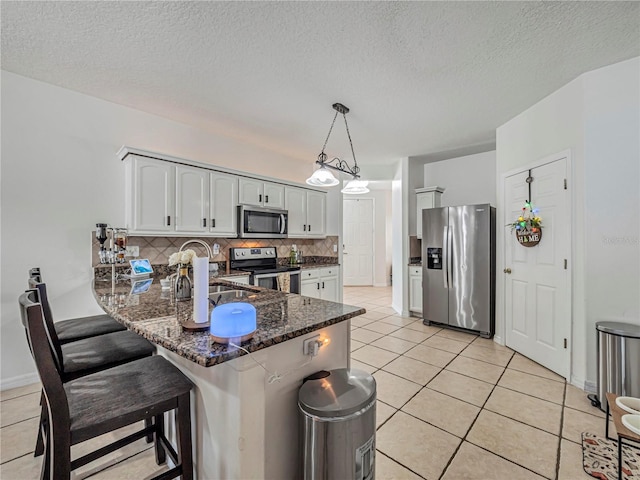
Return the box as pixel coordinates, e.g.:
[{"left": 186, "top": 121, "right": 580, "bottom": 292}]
[{"left": 333, "top": 244, "right": 338, "bottom": 253}]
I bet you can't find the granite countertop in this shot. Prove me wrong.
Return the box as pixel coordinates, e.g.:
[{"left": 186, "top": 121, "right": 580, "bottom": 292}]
[{"left": 92, "top": 276, "right": 364, "bottom": 367}]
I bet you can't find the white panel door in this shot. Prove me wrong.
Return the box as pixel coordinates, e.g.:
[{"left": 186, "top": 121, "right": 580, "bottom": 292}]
[
  {"left": 285, "top": 187, "right": 307, "bottom": 236},
  {"left": 306, "top": 191, "right": 326, "bottom": 236},
  {"left": 504, "top": 158, "right": 570, "bottom": 378},
  {"left": 133, "top": 158, "right": 174, "bottom": 232},
  {"left": 209, "top": 172, "right": 238, "bottom": 236},
  {"left": 343, "top": 198, "right": 374, "bottom": 286},
  {"left": 175, "top": 165, "right": 209, "bottom": 233}
]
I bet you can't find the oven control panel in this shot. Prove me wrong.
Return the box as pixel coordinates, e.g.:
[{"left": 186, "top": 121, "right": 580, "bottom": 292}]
[{"left": 230, "top": 247, "right": 276, "bottom": 260}]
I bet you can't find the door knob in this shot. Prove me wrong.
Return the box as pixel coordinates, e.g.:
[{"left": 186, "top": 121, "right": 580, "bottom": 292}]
[{"left": 503, "top": 268, "right": 512, "bottom": 274}]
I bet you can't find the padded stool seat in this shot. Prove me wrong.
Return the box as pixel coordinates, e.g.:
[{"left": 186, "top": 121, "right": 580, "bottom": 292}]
[
  {"left": 67, "top": 355, "right": 193, "bottom": 443},
  {"left": 61, "top": 330, "right": 157, "bottom": 381},
  {"left": 55, "top": 314, "right": 126, "bottom": 344}
]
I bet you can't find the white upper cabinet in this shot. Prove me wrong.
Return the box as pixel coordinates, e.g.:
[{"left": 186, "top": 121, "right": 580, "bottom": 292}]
[
  {"left": 285, "top": 187, "right": 326, "bottom": 238},
  {"left": 263, "top": 183, "right": 285, "bottom": 209},
  {"left": 209, "top": 172, "right": 238, "bottom": 236},
  {"left": 121, "top": 148, "right": 325, "bottom": 238},
  {"left": 285, "top": 187, "right": 307, "bottom": 236},
  {"left": 126, "top": 156, "right": 175, "bottom": 233},
  {"left": 239, "top": 178, "right": 285, "bottom": 209},
  {"left": 175, "top": 165, "right": 209, "bottom": 233},
  {"left": 306, "top": 190, "right": 326, "bottom": 237},
  {"left": 416, "top": 186, "right": 444, "bottom": 239}
]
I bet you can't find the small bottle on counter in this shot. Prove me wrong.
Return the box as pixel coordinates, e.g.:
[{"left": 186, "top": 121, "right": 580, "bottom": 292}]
[{"left": 175, "top": 265, "right": 192, "bottom": 301}]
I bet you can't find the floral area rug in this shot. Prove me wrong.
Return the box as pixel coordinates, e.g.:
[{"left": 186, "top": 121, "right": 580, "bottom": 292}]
[{"left": 582, "top": 432, "right": 640, "bottom": 479}]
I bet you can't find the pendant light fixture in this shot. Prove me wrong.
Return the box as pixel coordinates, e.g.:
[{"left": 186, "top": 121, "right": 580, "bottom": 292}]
[
  {"left": 341, "top": 180, "right": 370, "bottom": 194},
  {"left": 306, "top": 103, "right": 365, "bottom": 191}
]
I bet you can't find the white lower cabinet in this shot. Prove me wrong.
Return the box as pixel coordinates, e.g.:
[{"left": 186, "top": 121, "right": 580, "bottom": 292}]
[
  {"left": 300, "top": 266, "right": 339, "bottom": 301},
  {"left": 409, "top": 266, "right": 422, "bottom": 314}
]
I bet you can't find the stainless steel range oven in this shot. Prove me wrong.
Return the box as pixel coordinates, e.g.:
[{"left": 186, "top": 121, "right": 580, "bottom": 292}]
[{"left": 229, "top": 247, "right": 300, "bottom": 294}]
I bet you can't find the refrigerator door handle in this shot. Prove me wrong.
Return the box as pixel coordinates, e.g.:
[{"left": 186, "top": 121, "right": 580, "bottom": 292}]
[
  {"left": 442, "top": 226, "right": 449, "bottom": 288},
  {"left": 448, "top": 224, "right": 454, "bottom": 286}
]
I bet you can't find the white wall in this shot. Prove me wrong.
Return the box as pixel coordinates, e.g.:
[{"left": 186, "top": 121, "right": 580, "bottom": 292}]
[
  {"left": 582, "top": 59, "right": 640, "bottom": 381},
  {"left": 391, "top": 159, "right": 410, "bottom": 315},
  {"left": 424, "top": 151, "right": 496, "bottom": 207},
  {"left": 0, "top": 71, "right": 330, "bottom": 387},
  {"left": 407, "top": 158, "right": 430, "bottom": 236},
  {"left": 496, "top": 57, "right": 639, "bottom": 389}
]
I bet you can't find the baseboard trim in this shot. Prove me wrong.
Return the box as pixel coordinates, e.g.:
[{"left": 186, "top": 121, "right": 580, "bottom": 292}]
[
  {"left": 570, "top": 375, "right": 597, "bottom": 393},
  {"left": 373, "top": 282, "right": 389, "bottom": 287},
  {"left": 493, "top": 335, "right": 504, "bottom": 346},
  {"left": 1, "top": 372, "right": 39, "bottom": 391}
]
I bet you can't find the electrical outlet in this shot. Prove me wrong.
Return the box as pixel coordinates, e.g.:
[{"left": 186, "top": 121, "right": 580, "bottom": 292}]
[
  {"left": 333, "top": 244, "right": 338, "bottom": 253},
  {"left": 125, "top": 245, "right": 139, "bottom": 257},
  {"left": 303, "top": 335, "right": 320, "bottom": 356}
]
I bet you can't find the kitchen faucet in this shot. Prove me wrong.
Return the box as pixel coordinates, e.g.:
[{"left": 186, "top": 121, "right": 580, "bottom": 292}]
[{"left": 179, "top": 239, "right": 213, "bottom": 259}]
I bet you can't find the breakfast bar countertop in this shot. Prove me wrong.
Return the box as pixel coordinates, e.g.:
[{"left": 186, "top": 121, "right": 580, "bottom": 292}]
[{"left": 92, "top": 276, "right": 364, "bottom": 368}]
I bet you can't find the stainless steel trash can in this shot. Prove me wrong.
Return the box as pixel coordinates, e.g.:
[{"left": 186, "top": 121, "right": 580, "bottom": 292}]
[
  {"left": 596, "top": 321, "right": 640, "bottom": 411},
  {"left": 299, "top": 368, "right": 376, "bottom": 480}
]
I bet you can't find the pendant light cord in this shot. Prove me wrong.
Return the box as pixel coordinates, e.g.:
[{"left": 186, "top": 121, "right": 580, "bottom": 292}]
[{"left": 320, "top": 110, "right": 339, "bottom": 155}]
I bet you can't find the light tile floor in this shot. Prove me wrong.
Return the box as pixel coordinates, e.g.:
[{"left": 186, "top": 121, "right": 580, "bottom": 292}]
[
  {"left": 0, "top": 286, "right": 607, "bottom": 479},
  {"left": 345, "top": 286, "right": 607, "bottom": 480}
]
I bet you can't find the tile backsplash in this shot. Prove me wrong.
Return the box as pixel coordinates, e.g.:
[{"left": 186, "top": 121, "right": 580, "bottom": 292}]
[{"left": 92, "top": 234, "right": 338, "bottom": 267}]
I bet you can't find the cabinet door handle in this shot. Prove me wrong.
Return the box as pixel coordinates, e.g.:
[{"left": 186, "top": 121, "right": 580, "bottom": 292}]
[
  {"left": 317, "top": 283, "right": 320, "bottom": 290},
  {"left": 259, "top": 194, "right": 262, "bottom": 203},
  {"left": 308, "top": 224, "right": 311, "bottom": 231},
  {"left": 265, "top": 195, "right": 269, "bottom": 203},
  {"left": 167, "top": 215, "right": 171, "bottom": 226},
  {"left": 211, "top": 219, "right": 216, "bottom": 228},
  {"left": 322, "top": 281, "right": 325, "bottom": 289},
  {"left": 203, "top": 218, "right": 207, "bottom": 228},
  {"left": 303, "top": 224, "right": 306, "bottom": 231}
]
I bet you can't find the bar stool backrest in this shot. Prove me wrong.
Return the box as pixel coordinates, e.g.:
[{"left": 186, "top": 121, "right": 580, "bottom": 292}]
[
  {"left": 23, "top": 283, "right": 65, "bottom": 376},
  {"left": 18, "top": 291, "right": 70, "bottom": 430}
]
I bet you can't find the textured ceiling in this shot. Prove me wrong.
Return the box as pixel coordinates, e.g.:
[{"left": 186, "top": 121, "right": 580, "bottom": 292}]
[{"left": 2, "top": 1, "right": 639, "bottom": 168}]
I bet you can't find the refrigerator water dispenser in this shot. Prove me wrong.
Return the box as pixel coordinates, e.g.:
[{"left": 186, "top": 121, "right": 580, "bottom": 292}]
[{"left": 426, "top": 248, "right": 442, "bottom": 270}]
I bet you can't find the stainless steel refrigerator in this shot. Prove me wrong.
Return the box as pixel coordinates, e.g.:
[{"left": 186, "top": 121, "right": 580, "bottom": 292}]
[{"left": 421, "top": 204, "right": 496, "bottom": 338}]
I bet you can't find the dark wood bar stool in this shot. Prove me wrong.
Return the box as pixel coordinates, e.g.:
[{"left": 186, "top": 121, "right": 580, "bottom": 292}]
[
  {"left": 19, "top": 290, "right": 194, "bottom": 480},
  {"left": 28, "top": 268, "right": 126, "bottom": 343},
  {"left": 24, "top": 282, "right": 156, "bottom": 457}
]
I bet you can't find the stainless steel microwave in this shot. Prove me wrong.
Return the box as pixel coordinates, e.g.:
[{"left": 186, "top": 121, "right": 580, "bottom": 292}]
[{"left": 237, "top": 205, "right": 288, "bottom": 238}]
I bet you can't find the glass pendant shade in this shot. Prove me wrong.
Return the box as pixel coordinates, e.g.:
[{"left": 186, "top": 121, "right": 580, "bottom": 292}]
[
  {"left": 341, "top": 180, "right": 370, "bottom": 194},
  {"left": 306, "top": 166, "right": 339, "bottom": 187}
]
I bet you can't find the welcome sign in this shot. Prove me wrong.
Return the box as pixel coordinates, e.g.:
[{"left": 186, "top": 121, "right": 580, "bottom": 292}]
[{"left": 516, "top": 229, "right": 542, "bottom": 247}]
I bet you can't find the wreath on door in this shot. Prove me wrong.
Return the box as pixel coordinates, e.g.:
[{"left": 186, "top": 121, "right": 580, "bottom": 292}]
[{"left": 507, "top": 201, "right": 543, "bottom": 247}]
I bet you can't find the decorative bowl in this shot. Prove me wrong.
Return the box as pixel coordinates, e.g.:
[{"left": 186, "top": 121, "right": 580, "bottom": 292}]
[
  {"left": 621, "top": 414, "right": 640, "bottom": 436},
  {"left": 616, "top": 396, "right": 640, "bottom": 415}
]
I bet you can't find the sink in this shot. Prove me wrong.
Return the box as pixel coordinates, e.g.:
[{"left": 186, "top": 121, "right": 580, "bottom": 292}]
[
  {"left": 209, "top": 290, "right": 253, "bottom": 304},
  {"left": 209, "top": 285, "right": 238, "bottom": 293},
  {"left": 209, "top": 283, "right": 260, "bottom": 294}
]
